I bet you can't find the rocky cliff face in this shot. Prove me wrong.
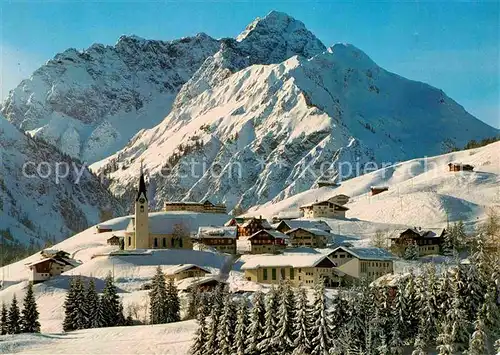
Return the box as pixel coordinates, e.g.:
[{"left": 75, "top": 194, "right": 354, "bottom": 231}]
[
  {"left": 0, "top": 114, "right": 124, "bottom": 246},
  {"left": 92, "top": 11, "right": 497, "bottom": 213},
  {"left": 1, "top": 33, "right": 220, "bottom": 163}
]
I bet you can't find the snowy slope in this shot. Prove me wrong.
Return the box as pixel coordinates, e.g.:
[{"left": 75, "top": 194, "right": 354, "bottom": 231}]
[
  {"left": 246, "top": 141, "right": 500, "bottom": 235},
  {"left": 0, "top": 114, "right": 124, "bottom": 246},
  {"left": 1, "top": 34, "right": 220, "bottom": 162},
  {"left": 93, "top": 12, "right": 497, "bottom": 212}
]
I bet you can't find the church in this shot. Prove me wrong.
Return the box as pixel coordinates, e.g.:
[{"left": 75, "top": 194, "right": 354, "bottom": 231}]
[{"left": 123, "top": 167, "right": 194, "bottom": 250}]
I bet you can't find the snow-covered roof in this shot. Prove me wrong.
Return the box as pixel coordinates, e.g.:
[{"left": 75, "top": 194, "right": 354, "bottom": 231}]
[
  {"left": 26, "top": 257, "right": 66, "bottom": 267},
  {"left": 370, "top": 186, "right": 389, "bottom": 189},
  {"left": 275, "top": 220, "right": 331, "bottom": 231},
  {"left": 247, "top": 229, "right": 288, "bottom": 240},
  {"left": 285, "top": 227, "right": 333, "bottom": 238},
  {"left": 241, "top": 254, "right": 334, "bottom": 269},
  {"left": 196, "top": 226, "right": 237, "bottom": 239},
  {"left": 329, "top": 246, "right": 396, "bottom": 261},
  {"left": 299, "top": 200, "right": 349, "bottom": 210},
  {"left": 389, "top": 227, "right": 445, "bottom": 239},
  {"left": 176, "top": 275, "right": 223, "bottom": 291},
  {"left": 241, "top": 218, "right": 272, "bottom": 229},
  {"left": 164, "top": 264, "right": 212, "bottom": 275}
]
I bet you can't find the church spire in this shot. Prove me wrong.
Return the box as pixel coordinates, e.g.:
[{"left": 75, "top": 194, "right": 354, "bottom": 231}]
[{"left": 136, "top": 161, "right": 147, "bottom": 201}]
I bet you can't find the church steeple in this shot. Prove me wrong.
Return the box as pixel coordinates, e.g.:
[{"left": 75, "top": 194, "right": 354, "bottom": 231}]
[{"left": 136, "top": 161, "right": 147, "bottom": 202}]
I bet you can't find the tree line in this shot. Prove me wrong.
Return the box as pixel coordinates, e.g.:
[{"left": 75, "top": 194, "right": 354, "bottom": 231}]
[
  {"left": 190, "top": 235, "right": 500, "bottom": 355},
  {"left": 1, "top": 282, "right": 40, "bottom": 334}
]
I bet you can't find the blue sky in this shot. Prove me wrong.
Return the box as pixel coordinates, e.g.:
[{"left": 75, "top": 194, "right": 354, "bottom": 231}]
[{"left": 1, "top": 1, "right": 498, "bottom": 128}]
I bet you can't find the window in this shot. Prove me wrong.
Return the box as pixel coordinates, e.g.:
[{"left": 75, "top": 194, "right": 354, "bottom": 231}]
[
  {"left": 281, "top": 269, "right": 285, "bottom": 280},
  {"left": 272, "top": 268, "right": 277, "bottom": 280},
  {"left": 340, "top": 254, "right": 345, "bottom": 258},
  {"left": 290, "top": 268, "right": 294, "bottom": 280},
  {"left": 154, "top": 238, "right": 158, "bottom": 248},
  {"left": 140, "top": 205, "right": 144, "bottom": 212},
  {"left": 128, "top": 237, "right": 131, "bottom": 246},
  {"left": 263, "top": 269, "right": 268, "bottom": 280},
  {"left": 162, "top": 238, "right": 166, "bottom": 248},
  {"left": 171, "top": 238, "right": 175, "bottom": 247}
]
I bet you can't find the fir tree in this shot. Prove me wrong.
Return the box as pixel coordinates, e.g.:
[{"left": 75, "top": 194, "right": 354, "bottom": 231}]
[
  {"left": 293, "top": 286, "right": 311, "bottom": 355},
  {"left": 1, "top": 303, "right": 8, "bottom": 335},
  {"left": 21, "top": 282, "right": 40, "bottom": 333},
  {"left": 149, "top": 266, "right": 168, "bottom": 324},
  {"left": 204, "top": 306, "right": 220, "bottom": 354},
  {"left": 186, "top": 285, "right": 200, "bottom": 320},
  {"left": 246, "top": 290, "right": 265, "bottom": 355},
  {"left": 63, "top": 278, "right": 77, "bottom": 332},
  {"left": 273, "top": 281, "right": 295, "bottom": 354},
  {"left": 85, "top": 279, "right": 100, "bottom": 328},
  {"left": 404, "top": 243, "right": 419, "bottom": 260},
  {"left": 216, "top": 293, "right": 236, "bottom": 355},
  {"left": 436, "top": 319, "right": 454, "bottom": 355},
  {"left": 190, "top": 304, "right": 208, "bottom": 355},
  {"left": 234, "top": 300, "right": 248, "bottom": 355},
  {"left": 101, "top": 273, "right": 121, "bottom": 327},
  {"left": 467, "top": 313, "right": 488, "bottom": 355},
  {"left": 309, "top": 282, "right": 332, "bottom": 355},
  {"left": 92, "top": 295, "right": 106, "bottom": 328},
  {"left": 165, "top": 278, "right": 180, "bottom": 323},
  {"left": 71, "top": 276, "right": 88, "bottom": 330},
  {"left": 7, "top": 295, "right": 21, "bottom": 334},
  {"left": 448, "top": 268, "right": 471, "bottom": 350},
  {"left": 258, "top": 286, "right": 278, "bottom": 354},
  {"left": 390, "top": 281, "right": 407, "bottom": 354}
]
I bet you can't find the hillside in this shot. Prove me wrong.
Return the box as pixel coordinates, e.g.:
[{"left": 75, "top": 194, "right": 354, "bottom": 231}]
[
  {"left": 1, "top": 34, "right": 220, "bottom": 162},
  {"left": 92, "top": 11, "right": 497, "bottom": 212},
  {"left": 0, "top": 114, "right": 124, "bottom": 247}
]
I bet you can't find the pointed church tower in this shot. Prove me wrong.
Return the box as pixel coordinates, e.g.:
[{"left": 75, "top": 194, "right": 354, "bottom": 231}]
[{"left": 133, "top": 162, "right": 149, "bottom": 249}]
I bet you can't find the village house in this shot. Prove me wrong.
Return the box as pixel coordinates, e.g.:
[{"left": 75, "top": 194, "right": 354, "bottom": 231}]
[
  {"left": 326, "top": 246, "right": 395, "bottom": 282},
  {"left": 164, "top": 200, "right": 226, "bottom": 214},
  {"left": 124, "top": 168, "right": 193, "bottom": 250},
  {"left": 27, "top": 255, "right": 76, "bottom": 283},
  {"left": 370, "top": 186, "right": 389, "bottom": 196},
  {"left": 164, "top": 264, "right": 212, "bottom": 282},
  {"left": 273, "top": 219, "right": 331, "bottom": 233},
  {"left": 285, "top": 227, "right": 332, "bottom": 248},
  {"left": 106, "top": 235, "right": 122, "bottom": 246},
  {"left": 240, "top": 229, "right": 288, "bottom": 254},
  {"left": 177, "top": 276, "right": 226, "bottom": 293},
  {"left": 241, "top": 254, "right": 343, "bottom": 287},
  {"left": 448, "top": 163, "right": 474, "bottom": 172},
  {"left": 389, "top": 227, "right": 446, "bottom": 256},
  {"left": 315, "top": 180, "right": 341, "bottom": 188},
  {"left": 195, "top": 226, "right": 237, "bottom": 254},
  {"left": 226, "top": 216, "right": 273, "bottom": 238},
  {"left": 299, "top": 196, "right": 350, "bottom": 219}
]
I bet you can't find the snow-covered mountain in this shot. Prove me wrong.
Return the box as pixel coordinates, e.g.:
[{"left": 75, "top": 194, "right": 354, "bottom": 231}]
[
  {"left": 0, "top": 114, "right": 124, "bottom": 246},
  {"left": 1, "top": 33, "right": 220, "bottom": 162},
  {"left": 92, "top": 11, "right": 497, "bottom": 212}
]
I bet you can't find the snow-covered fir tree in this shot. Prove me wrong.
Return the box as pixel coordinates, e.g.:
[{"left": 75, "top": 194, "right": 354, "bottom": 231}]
[
  {"left": 0, "top": 303, "right": 7, "bottom": 335},
  {"left": 149, "top": 266, "right": 168, "bottom": 324},
  {"left": 190, "top": 304, "right": 208, "bottom": 355},
  {"left": 204, "top": 305, "right": 220, "bottom": 354},
  {"left": 246, "top": 290, "right": 265, "bottom": 355},
  {"left": 63, "top": 278, "right": 77, "bottom": 332},
  {"left": 309, "top": 281, "right": 332, "bottom": 355},
  {"left": 71, "top": 276, "right": 88, "bottom": 330},
  {"left": 21, "top": 282, "right": 40, "bottom": 333},
  {"left": 92, "top": 294, "right": 107, "bottom": 328},
  {"left": 101, "top": 273, "right": 122, "bottom": 327},
  {"left": 436, "top": 318, "right": 454, "bottom": 355},
  {"left": 7, "top": 295, "right": 21, "bottom": 334},
  {"left": 274, "top": 281, "right": 295, "bottom": 354},
  {"left": 85, "top": 279, "right": 101, "bottom": 328},
  {"left": 448, "top": 267, "right": 471, "bottom": 350},
  {"left": 165, "top": 278, "right": 180, "bottom": 323},
  {"left": 186, "top": 285, "right": 200, "bottom": 320},
  {"left": 292, "top": 285, "right": 311, "bottom": 355},
  {"left": 467, "top": 310, "right": 488, "bottom": 355},
  {"left": 216, "top": 293, "right": 237, "bottom": 355},
  {"left": 233, "top": 300, "right": 249, "bottom": 355},
  {"left": 403, "top": 243, "right": 419, "bottom": 260},
  {"left": 258, "top": 286, "right": 278, "bottom": 354},
  {"left": 389, "top": 281, "right": 407, "bottom": 354}
]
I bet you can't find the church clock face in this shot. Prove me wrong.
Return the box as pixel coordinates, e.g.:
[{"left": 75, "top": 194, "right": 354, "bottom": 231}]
[{"left": 139, "top": 198, "right": 146, "bottom": 204}]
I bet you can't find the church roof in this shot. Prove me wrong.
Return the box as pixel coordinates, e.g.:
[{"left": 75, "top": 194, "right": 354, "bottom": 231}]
[{"left": 136, "top": 168, "right": 147, "bottom": 202}]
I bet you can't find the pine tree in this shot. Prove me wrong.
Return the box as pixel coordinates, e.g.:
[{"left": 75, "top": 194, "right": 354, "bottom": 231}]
[
  {"left": 404, "top": 243, "right": 419, "bottom": 260},
  {"left": 216, "top": 293, "right": 236, "bottom": 355},
  {"left": 85, "top": 279, "right": 99, "bottom": 328},
  {"left": 101, "top": 273, "right": 121, "bottom": 327},
  {"left": 149, "top": 266, "right": 168, "bottom": 324},
  {"left": 258, "top": 286, "right": 278, "bottom": 354},
  {"left": 186, "top": 285, "right": 199, "bottom": 320},
  {"left": 309, "top": 282, "right": 332, "bottom": 355},
  {"left": 204, "top": 306, "right": 219, "bottom": 354},
  {"left": 21, "top": 282, "right": 40, "bottom": 333},
  {"left": 448, "top": 268, "right": 471, "bottom": 350},
  {"left": 246, "top": 290, "right": 265, "bottom": 355},
  {"left": 390, "top": 281, "right": 407, "bottom": 354},
  {"left": 63, "top": 278, "right": 77, "bottom": 332},
  {"left": 293, "top": 286, "right": 311, "bottom": 355},
  {"left": 468, "top": 313, "right": 488, "bottom": 355},
  {"left": 436, "top": 319, "right": 454, "bottom": 355},
  {"left": 0, "top": 303, "right": 8, "bottom": 335},
  {"left": 7, "top": 295, "right": 21, "bottom": 334},
  {"left": 92, "top": 295, "right": 106, "bottom": 328},
  {"left": 165, "top": 278, "right": 180, "bottom": 323},
  {"left": 190, "top": 304, "right": 208, "bottom": 355},
  {"left": 274, "top": 281, "right": 295, "bottom": 354},
  {"left": 71, "top": 276, "right": 88, "bottom": 330},
  {"left": 233, "top": 300, "right": 248, "bottom": 355}
]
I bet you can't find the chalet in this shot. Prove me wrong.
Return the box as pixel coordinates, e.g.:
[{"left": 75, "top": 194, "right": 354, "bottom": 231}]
[
  {"left": 164, "top": 200, "right": 226, "bottom": 214},
  {"left": 316, "top": 181, "right": 341, "bottom": 188},
  {"left": 195, "top": 226, "right": 237, "bottom": 254},
  {"left": 106, "top": 235, "right": 122, "bottom": 246},
  {"left": 177, "top": 276, "right": 226, "bottom": 292},
  {"left": 164, "top": 264, "right": 212, "bottom": 282},
  {"left": 448, "top": 163, "right": 474, "bottom": 172},
  {"left": 240, "top": 229, "right": 288, "bottom": 254},
  {"left": 233, "top": 217, "right": 273, "bottom": 238},
  {"left": 274, "top": 219, "right": 331, "bottom": 233},
  {"left": 27, "top": 257, "right": 76, "bottom": 283},
  {"left": 326, "top": 246, "right": 395, "bottom": 282},
  {"left": 242, "top": 254, "right": 343, "bottom": 287},
  {"left": 96, "top": 225, "right": 112, "bottom": 234},
  {"left": 285, "top": 228, "right": 332, "bottom": 248},
  {"left": 389, "top": 228, "right": 446, "bottom": 256},
  {"left": 371, "top": 186, "right": 389, "bottom": 196},
  {"left": 271, "top": 212, "right": 303, "bottom": 224},
  {"left": 300, "top": 198, "right": 349, "bottom": 219}
]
